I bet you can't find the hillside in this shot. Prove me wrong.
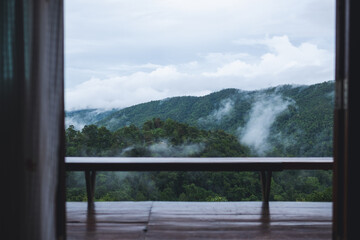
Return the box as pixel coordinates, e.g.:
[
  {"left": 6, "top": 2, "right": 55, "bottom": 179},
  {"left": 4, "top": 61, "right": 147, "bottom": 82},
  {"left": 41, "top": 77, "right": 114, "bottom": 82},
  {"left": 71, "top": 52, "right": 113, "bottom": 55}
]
[
  {"left": 66, "top": 81, "right": 334, "bottom": 202},
  {"left": 65, "top": 108, "right": 118, "bottom": 130},
  {"left": 66, "top": 81, "right": 334, "bottom": 157},
  {"left": 66, "top": 119, "right": 332, "bottom": 202},
  {"left": 66, "top": 118, "right": 250, "bottom": 157}
]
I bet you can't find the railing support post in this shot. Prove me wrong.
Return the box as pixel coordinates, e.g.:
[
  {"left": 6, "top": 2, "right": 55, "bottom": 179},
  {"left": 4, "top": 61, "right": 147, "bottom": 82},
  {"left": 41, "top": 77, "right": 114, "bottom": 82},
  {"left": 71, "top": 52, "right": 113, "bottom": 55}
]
[
  {"left": 85, "top": 170, "right": 96, "bottom": 209},
  {"left": 260, "top": 171, "right": 272, "bottom": 203}
]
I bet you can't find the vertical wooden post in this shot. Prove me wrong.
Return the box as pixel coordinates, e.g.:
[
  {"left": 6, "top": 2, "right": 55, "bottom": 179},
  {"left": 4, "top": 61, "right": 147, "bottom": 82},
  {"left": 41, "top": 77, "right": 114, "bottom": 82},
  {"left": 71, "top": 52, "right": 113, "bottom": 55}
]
[
  {"left": 260, "top": 171, "right": 272, "bottom": 203},
  {"left": 85, "top": 170, "right": 96, "bottom": 209}
]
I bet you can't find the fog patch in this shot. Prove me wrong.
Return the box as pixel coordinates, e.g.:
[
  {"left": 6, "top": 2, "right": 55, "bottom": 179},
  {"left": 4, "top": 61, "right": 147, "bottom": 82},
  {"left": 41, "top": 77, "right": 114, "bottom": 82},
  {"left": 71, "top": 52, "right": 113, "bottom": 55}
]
[
  {"left": 65, "top": 108, "right": 117, "bottom": 130},
  {"left": 65, "top": 117, "right": 86, "bottom": 130},
  {"left": 149, "top": 140, "right": 205, "bottom": 157},
  {"left": 120, "top": 140, "right": 205, "bottom": 157},
  {"left": 238, "top": 94, "right": 294, "bottom": 155},
  {"left": 119, "top": 146, "right": 135, "bottom": 156},
  {"left": 199, "top": 98, "right": 234, "bottom": 124}
]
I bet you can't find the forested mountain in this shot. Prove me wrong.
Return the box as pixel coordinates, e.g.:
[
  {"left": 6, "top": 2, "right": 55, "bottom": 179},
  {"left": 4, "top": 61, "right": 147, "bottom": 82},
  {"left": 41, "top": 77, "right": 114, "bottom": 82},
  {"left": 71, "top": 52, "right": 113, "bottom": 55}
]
[
  {"left": 66, "top": 108, "right": 118, "bottom": 130},
  {"left": 66, "top": 81, "right": 334, "bottom": 202},
  {"left": 66, "top": 81, "right": 334, "bottom": 157}
]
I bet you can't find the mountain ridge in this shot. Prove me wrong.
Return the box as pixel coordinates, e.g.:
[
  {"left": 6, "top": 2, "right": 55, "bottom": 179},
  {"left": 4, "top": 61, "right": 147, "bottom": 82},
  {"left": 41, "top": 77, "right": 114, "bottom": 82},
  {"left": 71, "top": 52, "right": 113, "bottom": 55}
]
[{"left": 66, "top": 80, "right": 334, "bottom": 157}]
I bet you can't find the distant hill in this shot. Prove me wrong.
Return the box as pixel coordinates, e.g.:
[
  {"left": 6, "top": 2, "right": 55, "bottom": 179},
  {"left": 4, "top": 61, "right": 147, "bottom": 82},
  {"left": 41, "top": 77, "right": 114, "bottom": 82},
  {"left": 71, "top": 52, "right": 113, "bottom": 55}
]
[
  {"left": 66, "top": 81, "right": 334, "bottom": 156},
  {"left": 65, "top": 108, "right": 118, "bottom": 130}
]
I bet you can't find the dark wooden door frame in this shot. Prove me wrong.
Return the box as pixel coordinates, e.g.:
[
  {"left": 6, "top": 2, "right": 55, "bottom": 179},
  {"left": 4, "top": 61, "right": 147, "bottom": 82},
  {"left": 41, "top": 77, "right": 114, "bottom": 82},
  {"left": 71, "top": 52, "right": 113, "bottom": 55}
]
[
  {"left": 58, "top": 1, "right": 360, "bottom": 239},
  {"left": 56, "top": 0, "right": 359, "bottom": 239},
  {"left": 333, "top": 0, "right": 360, "bottom": 239}
]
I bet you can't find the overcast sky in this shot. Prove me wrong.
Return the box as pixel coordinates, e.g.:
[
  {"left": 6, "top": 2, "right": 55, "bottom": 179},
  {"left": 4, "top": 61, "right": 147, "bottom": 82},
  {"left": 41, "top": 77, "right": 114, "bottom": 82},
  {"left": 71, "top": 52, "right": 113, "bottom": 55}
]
[{"left": 65, "top": 0, "right": 335, "bottom": 110}]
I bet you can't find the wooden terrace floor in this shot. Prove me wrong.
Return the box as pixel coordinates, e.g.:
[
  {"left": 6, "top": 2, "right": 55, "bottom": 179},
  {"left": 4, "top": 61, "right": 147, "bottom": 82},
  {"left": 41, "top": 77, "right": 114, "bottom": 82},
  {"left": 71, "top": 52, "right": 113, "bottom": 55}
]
[{"left": 66, "top": 201, "right": 332, "bottom": 239}]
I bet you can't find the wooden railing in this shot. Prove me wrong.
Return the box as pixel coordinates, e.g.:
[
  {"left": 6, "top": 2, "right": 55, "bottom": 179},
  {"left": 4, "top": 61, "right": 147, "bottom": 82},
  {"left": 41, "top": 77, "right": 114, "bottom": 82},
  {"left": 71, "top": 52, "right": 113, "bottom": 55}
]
[{"left": 65, "top": 157, "right": 333, "bottom": 209}]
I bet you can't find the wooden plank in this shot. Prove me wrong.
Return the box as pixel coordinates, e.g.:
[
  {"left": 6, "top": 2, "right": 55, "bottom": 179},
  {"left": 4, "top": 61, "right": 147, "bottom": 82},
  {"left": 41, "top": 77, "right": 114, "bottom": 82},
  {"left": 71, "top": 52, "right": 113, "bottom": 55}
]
[
  {"left": 67, "top": 202, "right": 153, "bottom": 215},
  {"left": 281, "top": 159, "right": 333, "bottom": 170},
  {"left": 67, "top": 223, "right": 147, "bottom": 240},
  {"left": 65, "top": 157, "right": 332, "bottom": 172},
  {"left": 144, "top": 227, "right": 331, "bottom": 240},
  {"left": 146, "top": 221, "right": 331, "bottom": 231},
  {"left": 150, "top": 202, "right": 332, "bottom": 216},
  {"left": 147, "top": 202, "right": 332, "bottom": 240},
  {"left": 66, "top": 202, "right": 332, "bottom": 240},
  {"left": 67, "top": 202, "right": 152, "bottom": 239},
  {"left": 148, "top": 214, "right": 331, "bottom": 223},
  {"left": 65, "top": 157, "right": 284, "bottom": 172},
  {"left": 67, "top": 202, "right": 152, "bottom": 223}
]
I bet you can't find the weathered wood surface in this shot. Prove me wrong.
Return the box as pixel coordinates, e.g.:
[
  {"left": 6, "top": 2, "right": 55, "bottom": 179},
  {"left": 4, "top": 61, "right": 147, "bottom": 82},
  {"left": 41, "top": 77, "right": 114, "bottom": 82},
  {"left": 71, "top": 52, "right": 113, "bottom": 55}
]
[
  {"left": 65, "top": 157, "right": 333, "bottom": 171},
  {"left": 67, "top": 201, "right": 332, "bottom": 239}
]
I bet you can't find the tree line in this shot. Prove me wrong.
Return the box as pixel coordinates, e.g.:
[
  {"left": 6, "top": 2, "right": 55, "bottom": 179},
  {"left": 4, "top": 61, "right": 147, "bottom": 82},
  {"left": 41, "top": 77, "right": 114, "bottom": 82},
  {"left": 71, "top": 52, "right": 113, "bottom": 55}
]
[{"left": 66, "top": 118, "right": 332, "bottom": 202}]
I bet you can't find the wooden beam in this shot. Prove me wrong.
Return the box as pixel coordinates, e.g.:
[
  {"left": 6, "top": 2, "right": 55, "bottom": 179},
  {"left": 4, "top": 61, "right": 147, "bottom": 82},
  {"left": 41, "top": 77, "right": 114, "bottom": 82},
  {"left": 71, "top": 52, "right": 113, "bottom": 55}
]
[
  {"left": 85, "top": 170, "right": 96, "bottom": 210},
  {"left": 260, "top": 171, "right": 272, "bottom": 203},
  {"left": 65, "top": 157, "right": 332, "bottom": 172}
]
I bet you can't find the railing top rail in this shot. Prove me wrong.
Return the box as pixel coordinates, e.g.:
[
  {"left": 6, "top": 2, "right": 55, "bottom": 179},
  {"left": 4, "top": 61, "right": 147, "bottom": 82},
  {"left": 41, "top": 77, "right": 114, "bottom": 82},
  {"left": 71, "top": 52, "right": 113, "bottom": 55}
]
[
  {"left": 65, "top": 156, "right": 333, "bottom": 163},
  {"left": 65, "top": 157, "right": 333, "bottom": 171}
]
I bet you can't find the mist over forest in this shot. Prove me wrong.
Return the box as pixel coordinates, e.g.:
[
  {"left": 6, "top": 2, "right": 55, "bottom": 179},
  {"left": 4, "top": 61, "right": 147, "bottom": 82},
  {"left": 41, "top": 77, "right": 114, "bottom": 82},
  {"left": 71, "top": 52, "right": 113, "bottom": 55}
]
[
  {"left": 67, "top": 80, "right": 334, "bottom": 157},
  {"left": 66, "top": 81, "right": 334, "bottom": 202}
]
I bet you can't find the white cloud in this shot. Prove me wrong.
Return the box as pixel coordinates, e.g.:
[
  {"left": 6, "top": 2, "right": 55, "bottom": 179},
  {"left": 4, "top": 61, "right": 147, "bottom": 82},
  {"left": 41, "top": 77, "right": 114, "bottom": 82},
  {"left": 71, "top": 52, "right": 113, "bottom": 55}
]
[
  {"left": 204, "top": 36, "right": 332, "bottom": 80},
  {"left": 65, "top": 0, "right": 335, "bottom": 109},
  {"left": 65, "top": 0, "right": 335, "bottom": 68},
  {"left": 66, "top": 35, "right": 333, "bottom": 110},
  {"left": 65, "top": 65, "right": 208, "bottom": 110}
]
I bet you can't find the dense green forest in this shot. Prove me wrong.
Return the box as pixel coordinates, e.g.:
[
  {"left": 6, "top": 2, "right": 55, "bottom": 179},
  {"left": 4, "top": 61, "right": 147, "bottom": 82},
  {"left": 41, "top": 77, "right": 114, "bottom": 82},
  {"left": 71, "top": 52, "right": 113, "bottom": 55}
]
[
  {"left": 66, "top": 118, "right": 332, "bottom": 202},
  {"left": 66, "top": 118, "right": 250, "bottom": 157},
  {"left": 67, "top": 81, "right": 334, "bottom": 157}
]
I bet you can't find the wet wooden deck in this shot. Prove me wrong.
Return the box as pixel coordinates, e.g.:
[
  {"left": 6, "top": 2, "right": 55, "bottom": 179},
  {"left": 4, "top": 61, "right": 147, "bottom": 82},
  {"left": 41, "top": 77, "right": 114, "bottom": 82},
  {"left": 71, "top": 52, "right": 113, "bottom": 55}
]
[{"left": 66, "top": 201, "right": 332, "bottom": 239}]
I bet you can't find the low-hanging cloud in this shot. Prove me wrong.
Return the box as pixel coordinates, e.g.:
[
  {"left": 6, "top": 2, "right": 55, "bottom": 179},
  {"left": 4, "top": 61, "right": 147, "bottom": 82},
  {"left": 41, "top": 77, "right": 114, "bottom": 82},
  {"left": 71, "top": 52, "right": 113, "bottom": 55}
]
[
  {"left": 238, "top": 93, "right": 295, "bottom": 155},
  {"left": 199, "top": 98, "right": 235, "bottom": 124},
  {"left": 120, "top": 140, "right": 205, "bottom": 157},
  {"left": 149, "top": 141, "right": 205, "bottom": 157},
  {"left": 65, "top": 109, "right": 111, "bottom": 130},
  {"left": 65, "top": 117, "right": 86, "bottom": 130}
]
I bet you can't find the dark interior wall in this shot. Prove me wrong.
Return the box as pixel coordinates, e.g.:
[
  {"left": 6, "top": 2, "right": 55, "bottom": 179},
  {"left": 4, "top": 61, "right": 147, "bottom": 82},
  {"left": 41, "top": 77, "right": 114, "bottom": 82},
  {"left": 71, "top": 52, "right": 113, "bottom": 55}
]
[{"left": 0, "top": 0, "right": 64, "bottom": 239}]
